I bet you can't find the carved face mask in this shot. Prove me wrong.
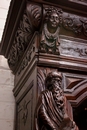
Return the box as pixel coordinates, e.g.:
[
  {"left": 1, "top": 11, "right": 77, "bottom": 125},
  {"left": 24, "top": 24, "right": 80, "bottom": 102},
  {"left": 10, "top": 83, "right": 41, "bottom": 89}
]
[{"left": 49, "top": 12, "right": 59, "bottom": 28}]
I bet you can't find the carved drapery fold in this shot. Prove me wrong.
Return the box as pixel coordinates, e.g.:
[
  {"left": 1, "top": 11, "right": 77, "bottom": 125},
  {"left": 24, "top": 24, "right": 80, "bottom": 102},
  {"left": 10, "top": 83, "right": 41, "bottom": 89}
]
[{"left": 35, "top": 71, "right": 79, "bottom": 130}]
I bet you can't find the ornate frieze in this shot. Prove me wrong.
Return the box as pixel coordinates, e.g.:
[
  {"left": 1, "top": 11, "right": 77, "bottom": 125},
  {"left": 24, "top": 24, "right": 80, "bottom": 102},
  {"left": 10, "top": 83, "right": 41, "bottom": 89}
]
[
  {"left": 62, "top": 14, "right": 82, "bottom": 34},
  {"left": 62, "top": 13, "right": 87, "bottom": 36},
  {"left": 60, "top": 36, "right": 87, "bottom": 58}
]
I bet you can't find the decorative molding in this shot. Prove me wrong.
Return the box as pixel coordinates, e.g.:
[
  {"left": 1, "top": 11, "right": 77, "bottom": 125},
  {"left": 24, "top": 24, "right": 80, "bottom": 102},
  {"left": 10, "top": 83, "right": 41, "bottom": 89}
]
[
  {"left": 17, "top": 87, "right": 33, "bottom": 129},
  {"left": 18, "top": 40, "right": 35, "bottom": 75},
  {"left": 63, "top": 73, "right": 87, "bottom": 107},
  {"left": 69, "top": 0, "right": 87, "bottom": 5}
]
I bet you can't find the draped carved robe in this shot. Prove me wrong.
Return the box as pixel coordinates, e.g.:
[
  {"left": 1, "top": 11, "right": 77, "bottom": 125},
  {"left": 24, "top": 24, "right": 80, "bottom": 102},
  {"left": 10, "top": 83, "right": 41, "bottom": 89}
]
[
  {"left": 34, "top": 89, "right": 79, "bottom": 130},
  {"left": 34, "top": 90, "right": 64, "bottom": 130}
]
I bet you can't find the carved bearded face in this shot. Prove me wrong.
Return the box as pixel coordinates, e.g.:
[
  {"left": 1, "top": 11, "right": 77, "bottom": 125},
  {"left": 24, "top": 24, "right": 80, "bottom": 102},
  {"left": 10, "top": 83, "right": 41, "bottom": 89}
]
[{"left": 48, "top": 12, "right": 59, "bottom": 29}]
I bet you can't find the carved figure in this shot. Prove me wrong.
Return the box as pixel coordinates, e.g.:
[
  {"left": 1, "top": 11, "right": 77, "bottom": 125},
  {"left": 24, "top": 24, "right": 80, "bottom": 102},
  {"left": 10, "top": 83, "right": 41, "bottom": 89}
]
[
  {"left": 34, "top": 71, "right": 79, "bottom": 130},
  {"left": 40, "top": 7, "right": 62, "bottom": 54}
]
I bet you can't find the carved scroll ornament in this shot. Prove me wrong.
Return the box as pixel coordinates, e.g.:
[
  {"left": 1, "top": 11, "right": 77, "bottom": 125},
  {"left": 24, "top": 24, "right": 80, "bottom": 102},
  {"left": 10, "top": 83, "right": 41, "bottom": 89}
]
[
  {"left": 62, "top": 14, "right": 87, "bottom": 36},
  {"left": 34, "top": 72, "right": 79, "bottom": 130}
]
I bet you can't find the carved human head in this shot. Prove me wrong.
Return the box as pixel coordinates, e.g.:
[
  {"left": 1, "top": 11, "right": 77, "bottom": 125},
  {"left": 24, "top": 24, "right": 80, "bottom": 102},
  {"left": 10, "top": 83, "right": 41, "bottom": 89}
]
[
  {"left": 48, "top": 11, "right": 59, "bottom": 28},
  {"left": 45, "top": 7, "right": 62, "bottom": 30},
  {"left": 45, "top": 71, "right": 62, "bottom": 90}
]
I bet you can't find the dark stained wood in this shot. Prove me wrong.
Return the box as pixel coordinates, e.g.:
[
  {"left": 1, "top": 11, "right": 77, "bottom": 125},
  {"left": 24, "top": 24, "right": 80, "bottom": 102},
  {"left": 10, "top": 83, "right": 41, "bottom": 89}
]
[
  {"left": 0, "top": 0, "right": 87, "bottom": 130},
  {"left": 34, "top": 71, "right": 79, "bottom": 130}
]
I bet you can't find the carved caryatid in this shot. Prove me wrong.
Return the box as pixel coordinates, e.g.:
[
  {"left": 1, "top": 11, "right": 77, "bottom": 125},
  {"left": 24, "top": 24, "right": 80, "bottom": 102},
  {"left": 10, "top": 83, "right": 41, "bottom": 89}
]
[
  {"left": 40, "top": 6, "right": 62, "bottom": 54},
  {"left": 34, "top": 72, "right": 79, "bottom": 130}
]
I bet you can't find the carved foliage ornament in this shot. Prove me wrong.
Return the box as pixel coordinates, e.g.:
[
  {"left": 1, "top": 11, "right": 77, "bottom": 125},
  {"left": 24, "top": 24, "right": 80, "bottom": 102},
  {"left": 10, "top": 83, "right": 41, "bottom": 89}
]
[
  {"left": 8, "top": 11, "right": 34, "bottom": 69},
  {"left": 62, "top": 47, "right": 87, "bottom": 57},
  {"left": 26, "top": 3, "right": 42, "bottom": 28},
  {"left": 62, "top": 14, "right": 87, "bottom": 36},
  {"left": 35, "top": 71, "right": 79, "bottom": 130}
]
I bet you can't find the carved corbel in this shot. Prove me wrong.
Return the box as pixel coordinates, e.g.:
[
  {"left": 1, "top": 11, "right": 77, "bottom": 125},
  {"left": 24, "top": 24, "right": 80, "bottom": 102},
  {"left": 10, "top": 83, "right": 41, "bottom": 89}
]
[{"left": 39, "top": 5, "right": 63, "bottom": 54}]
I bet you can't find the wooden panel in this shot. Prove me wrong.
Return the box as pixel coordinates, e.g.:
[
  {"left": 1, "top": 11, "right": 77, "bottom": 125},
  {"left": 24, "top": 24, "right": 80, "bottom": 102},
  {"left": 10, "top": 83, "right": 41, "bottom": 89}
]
[{"left": 17, "top": 87, "right": 33, "bottom": 130}]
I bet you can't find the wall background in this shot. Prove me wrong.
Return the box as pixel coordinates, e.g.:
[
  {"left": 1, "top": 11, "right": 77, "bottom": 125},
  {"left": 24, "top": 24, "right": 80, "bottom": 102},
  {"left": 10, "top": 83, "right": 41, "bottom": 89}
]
[
  {"left": 0, "top": 55, "right": 15, "bottom": 130},
  {"left": 0, "top": 0, "right": 11, "bottom": 41}
]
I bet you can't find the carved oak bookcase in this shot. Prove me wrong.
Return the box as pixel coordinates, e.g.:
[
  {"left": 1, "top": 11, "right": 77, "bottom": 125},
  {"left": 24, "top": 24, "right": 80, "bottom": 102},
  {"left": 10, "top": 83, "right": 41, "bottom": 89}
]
[{"left": 0, "top": 0, "right": 87, "bottom": 130}]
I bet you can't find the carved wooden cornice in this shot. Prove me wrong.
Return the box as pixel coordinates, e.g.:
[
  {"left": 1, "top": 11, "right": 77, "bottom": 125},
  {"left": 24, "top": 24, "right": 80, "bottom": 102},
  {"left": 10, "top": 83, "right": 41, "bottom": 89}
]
[{"left": 0, "top": 0, "right": 87, "bottom": 74}]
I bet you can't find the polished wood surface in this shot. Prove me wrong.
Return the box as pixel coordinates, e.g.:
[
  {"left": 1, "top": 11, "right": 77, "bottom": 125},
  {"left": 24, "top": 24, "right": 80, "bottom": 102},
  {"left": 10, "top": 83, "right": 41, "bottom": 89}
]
[{"left": 0, "top": 0, "right": 87, "bottom": 130}]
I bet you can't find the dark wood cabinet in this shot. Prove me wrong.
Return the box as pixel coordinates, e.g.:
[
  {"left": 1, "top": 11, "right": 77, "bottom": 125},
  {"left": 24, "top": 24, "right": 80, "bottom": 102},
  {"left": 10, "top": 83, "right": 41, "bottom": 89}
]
[{"left": 0, "top": 0, "right": 87, "bottom": 130}]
